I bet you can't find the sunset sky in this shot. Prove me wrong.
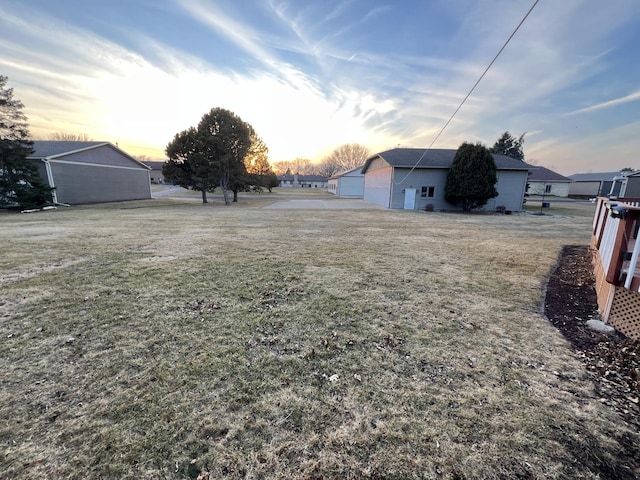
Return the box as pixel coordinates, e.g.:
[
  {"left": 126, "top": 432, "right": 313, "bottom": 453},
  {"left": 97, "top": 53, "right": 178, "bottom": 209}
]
[{"left": 1, "top": 0, "right": 639, "bottom": 175}]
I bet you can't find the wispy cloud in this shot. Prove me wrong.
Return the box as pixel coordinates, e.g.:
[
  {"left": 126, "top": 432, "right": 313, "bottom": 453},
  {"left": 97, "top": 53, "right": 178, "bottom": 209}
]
[{"left": 566, "top": 91, "right": 640, "bottom": 116}]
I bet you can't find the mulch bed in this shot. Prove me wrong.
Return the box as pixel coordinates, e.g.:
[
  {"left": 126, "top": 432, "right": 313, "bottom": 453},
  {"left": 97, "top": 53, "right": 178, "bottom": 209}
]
[{"left": 544, "top": 245, "right": 640, "bottom": 431}]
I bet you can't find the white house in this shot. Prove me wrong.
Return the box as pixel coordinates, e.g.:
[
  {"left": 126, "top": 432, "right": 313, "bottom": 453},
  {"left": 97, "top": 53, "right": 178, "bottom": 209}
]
[
  {"left": 278, "top": 174, "right": 327, "bottom": 188},
  {"left": 361, "top": 148, "right": 531, "bottom": 211},
  {"left": 328, "top": 166, "right": 364, "bottom": 198},
  {"left": 527, "top": 166, "right": 573, "bottom": 197}
]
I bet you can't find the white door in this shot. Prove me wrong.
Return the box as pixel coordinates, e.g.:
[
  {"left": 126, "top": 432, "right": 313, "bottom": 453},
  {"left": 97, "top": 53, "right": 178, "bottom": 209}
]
[{"left": 403, "top": 188, "right": 417, "bottom": 210}]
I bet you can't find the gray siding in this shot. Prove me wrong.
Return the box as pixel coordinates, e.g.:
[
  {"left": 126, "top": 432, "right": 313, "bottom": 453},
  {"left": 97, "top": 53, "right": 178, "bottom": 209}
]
[
  {"left": 58, "top": 145, "right": 144, "bottom": 169},
  {"left": 51, "top": 162, "right": 151, "bottom": 204},
  {"left": 389, "top": 168, "right": 450, "bottom": 210},
  {"left": 338, "top": 176, "right": 364, "bottom": 198},
  {"left": 487, "top": 170, "right": 528, "bottom": 211},
  {"left": 569, "top": 181, "right": 601, "bottom": 197},
  {"left": 622, "top": 177, "right": 640, "bottom": 197}
]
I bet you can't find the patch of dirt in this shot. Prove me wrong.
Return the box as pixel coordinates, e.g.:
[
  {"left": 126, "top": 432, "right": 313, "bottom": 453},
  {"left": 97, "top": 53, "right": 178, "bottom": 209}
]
[{"left": 544, "top": 245, "right": 640, "bottom": 431}]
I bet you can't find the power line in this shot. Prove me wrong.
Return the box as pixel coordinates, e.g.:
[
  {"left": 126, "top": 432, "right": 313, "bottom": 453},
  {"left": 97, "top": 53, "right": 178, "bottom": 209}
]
[{"left": 393, "top": 0, "right": 540, "bottom": 185}]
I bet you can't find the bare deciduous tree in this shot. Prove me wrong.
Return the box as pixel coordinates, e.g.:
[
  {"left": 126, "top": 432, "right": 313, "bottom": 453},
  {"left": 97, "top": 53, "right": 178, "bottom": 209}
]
[
  {"left": 321, "top": 143, "right": 370, "bottom": 174},
  {"left": 48, "top": 132, "right": 93, "bottom": 141}
]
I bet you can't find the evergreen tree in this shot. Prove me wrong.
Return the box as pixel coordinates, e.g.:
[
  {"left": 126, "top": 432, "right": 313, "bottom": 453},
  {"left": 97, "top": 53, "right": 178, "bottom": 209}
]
[
  {"left": 445, "top": 142, "right": 498, "bottom": 212},
  {"left": 164, "top": 108, "right": 252, "bottom": 205},
  {"left": 489, "top": 131, "right": 525, "bottom": 161},
  {"left": 0, "top": 75, "right": 54, "bottom": 209}
]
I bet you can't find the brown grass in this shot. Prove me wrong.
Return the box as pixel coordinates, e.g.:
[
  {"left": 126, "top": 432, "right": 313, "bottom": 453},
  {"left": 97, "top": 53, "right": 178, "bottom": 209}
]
[{"left": 1, "top": 195, "right": 637, "bottom": 479}]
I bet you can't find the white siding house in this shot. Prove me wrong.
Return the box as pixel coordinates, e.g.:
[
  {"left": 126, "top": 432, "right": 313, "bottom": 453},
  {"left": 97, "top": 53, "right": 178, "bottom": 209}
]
[
  {"left": 527, "top": 166, "right": 573, "bottom": 197},
  {"left": 361, "top": 148, "right": 531, "bottom": 211},
  {"left": 328, "top": 166, "right": 364, "bottom": 198}
]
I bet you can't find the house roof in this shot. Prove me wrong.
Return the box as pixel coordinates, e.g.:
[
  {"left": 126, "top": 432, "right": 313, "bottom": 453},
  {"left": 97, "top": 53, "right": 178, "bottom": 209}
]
[
  {"left": 361, "top": 148, "right": 532, "bottom": 173},
  {"left": 29, "top": 141, "right": 150, "bottom": 170},
  {"left": 527, "top": 166, "right": 573, "bottom": 183},
  {"left": 569, "top": 172, "right": 626, "bottom": 182}
]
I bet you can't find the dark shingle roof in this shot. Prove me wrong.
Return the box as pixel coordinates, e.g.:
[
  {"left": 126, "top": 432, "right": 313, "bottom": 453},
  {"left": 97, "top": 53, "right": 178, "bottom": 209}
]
[
  {"left": 29, "top": 141, "right": 108, "bottom": 158},
  {"left": 528, "top": 166, "right": 572, "bottom": 182},
  {"left": 361, "top": 148, "right": 532, "bottom": 173}
]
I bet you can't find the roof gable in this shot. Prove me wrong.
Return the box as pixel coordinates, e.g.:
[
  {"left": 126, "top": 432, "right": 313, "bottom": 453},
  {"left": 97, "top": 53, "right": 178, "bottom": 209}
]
[{"left": 29, "top": 141, "right": 150, "bottom": 170}]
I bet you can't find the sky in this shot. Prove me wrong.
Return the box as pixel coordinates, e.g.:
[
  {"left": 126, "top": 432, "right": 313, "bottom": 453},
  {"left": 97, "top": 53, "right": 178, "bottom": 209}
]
[{"left": 1, "top": 0, "right": 639, "bottom": 175}]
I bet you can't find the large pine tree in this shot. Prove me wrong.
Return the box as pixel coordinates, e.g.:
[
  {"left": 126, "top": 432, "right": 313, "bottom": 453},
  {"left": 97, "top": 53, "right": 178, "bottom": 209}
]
[
  {"left": 444, "top": 142, "right": 498, "bottom": 212},
  {"left": 0, "top": 75, "right": 53, "bottom": 209},
  {"left": 489, "top": 131, "right": 525, "bottom": 161}
]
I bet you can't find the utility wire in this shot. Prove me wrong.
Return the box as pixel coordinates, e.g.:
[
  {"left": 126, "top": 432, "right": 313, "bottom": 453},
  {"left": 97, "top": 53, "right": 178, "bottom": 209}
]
[{"left": 393, "top": 0, "right": 540, "bottom": 185}]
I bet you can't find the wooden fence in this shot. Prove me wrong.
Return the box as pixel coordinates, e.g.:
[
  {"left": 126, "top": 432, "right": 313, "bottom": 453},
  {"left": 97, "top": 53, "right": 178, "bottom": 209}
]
[{"left": 591, "top": 197, "right": 640, "bottom": 339}]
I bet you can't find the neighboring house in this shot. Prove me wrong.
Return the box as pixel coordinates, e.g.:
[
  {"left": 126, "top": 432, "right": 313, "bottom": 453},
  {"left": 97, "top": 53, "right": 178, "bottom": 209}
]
[
  {"left": 360, "top": 148, "right": 531, "bottom": 211},
  {"left": 568, "top": 171, "right": 631, "bottom": 198},
  {"left": 526, "top": 166, "right": 573, "bottom": 197},
  {"left": 278, "top": 174, "right": 328, "bottom": 188},
  {"left": 328, "top": 166, "right": 364, "bottom": 198},
  {"left": 29, "top": 141, "right": 152, "bottom": 205},
  {"left": 591, "top": 196, "right": 640, "bottom": 339},
  {"left": 142, "top": 161, "right": 167, "bottom": 184}
]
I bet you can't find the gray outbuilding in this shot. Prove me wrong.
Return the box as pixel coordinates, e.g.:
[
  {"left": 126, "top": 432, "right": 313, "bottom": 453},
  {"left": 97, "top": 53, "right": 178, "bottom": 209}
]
[
  {"left": 29, "top": 141, "right": 152, "bottom": 205},
  {"left": 328, "top": 166, "right": 364, "bottom": 198},
  {"left": 361, "top": 148, "right": 531, "bottom": 211}
]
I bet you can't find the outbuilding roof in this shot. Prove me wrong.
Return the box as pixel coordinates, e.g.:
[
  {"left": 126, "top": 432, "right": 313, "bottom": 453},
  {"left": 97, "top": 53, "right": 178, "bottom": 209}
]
[
  {"left": 569, "top": 172, "right": 626, "bottom": 182},
  {"left": 29, "top": 141, "right": 150, "bottom": 170},
  {"left": 361, "top": 148, "right": 532, "bottom": 173},
  {"left": 29, "top": 141, "right": 108, "bottom": 158}
]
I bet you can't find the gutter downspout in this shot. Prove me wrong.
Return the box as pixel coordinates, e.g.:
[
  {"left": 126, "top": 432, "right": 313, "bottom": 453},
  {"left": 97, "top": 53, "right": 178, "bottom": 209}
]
[{"left": 42, "top": 159, "right": 58, "bottom": 204}]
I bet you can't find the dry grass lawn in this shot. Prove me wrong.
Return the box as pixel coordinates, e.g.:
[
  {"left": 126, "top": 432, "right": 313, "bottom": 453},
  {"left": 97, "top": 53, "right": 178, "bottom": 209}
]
[{"left": 1, "top": 195, "right": 638, "bottom": 479}]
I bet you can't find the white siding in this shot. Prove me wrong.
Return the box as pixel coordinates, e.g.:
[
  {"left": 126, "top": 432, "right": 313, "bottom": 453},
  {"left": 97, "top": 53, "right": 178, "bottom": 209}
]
[
  {"left": 527, "top": 181, "right": 571, "bottom": 197},
  {"left": 363, "top": 163, "right": 393, "bottom": 207}
]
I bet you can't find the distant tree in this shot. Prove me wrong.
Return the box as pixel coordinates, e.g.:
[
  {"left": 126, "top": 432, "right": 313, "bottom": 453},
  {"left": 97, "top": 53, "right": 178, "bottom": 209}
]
[
  {"left": 489, "top": 131, "right": 525, "bottom": 161},
  {"left": 445, "top": 142, "right": 498, "bottom": 212},
  {"left": 244, "top": 131, "right": 278, "bottom": 192},
  {"left": 164, "top": 108, "right": 252, "bottom": 205},
  {"left": 49, "top": 132, "right": 93, "bottom": 141},
  {"left": 323, "top": 143, "right": 370, "bottom": 172},
  {"left": 0, "top": 75, "right": 54, "bottom": 209},
  {"left": 316, "top": 159, "right": 341, "bottom": 178}
]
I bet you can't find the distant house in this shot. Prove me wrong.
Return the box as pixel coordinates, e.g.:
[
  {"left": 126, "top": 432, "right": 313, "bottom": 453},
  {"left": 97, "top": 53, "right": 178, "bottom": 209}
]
[
  {"left": 527, "top": 166, "right": 573, "bottom": 197},
  {"left": 360, "top": 148, "right": 531, "bottom": 211},
  {"left": 29, "top": 141, "right": 152, "bottom": 205},
  {"left": 278, "top": 174, "right": 327, "bottom": 189},
  {"left": 568, "top": 171, "right": 631, "bottom": 198},
  {"left": 142, "top": 161, "right": 167, "bottom": 184},
  {"left": 328, "top": 166, "right": 364, "bottom": 198}
]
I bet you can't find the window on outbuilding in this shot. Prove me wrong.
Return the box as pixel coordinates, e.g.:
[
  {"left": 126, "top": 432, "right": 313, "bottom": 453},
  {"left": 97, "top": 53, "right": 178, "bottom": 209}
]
[
  {"left": 421, "top": 186, "right": 435, "bottom": 198},
  {"left": 545, "top": 184, "right": 552, "bottom": 193}
]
